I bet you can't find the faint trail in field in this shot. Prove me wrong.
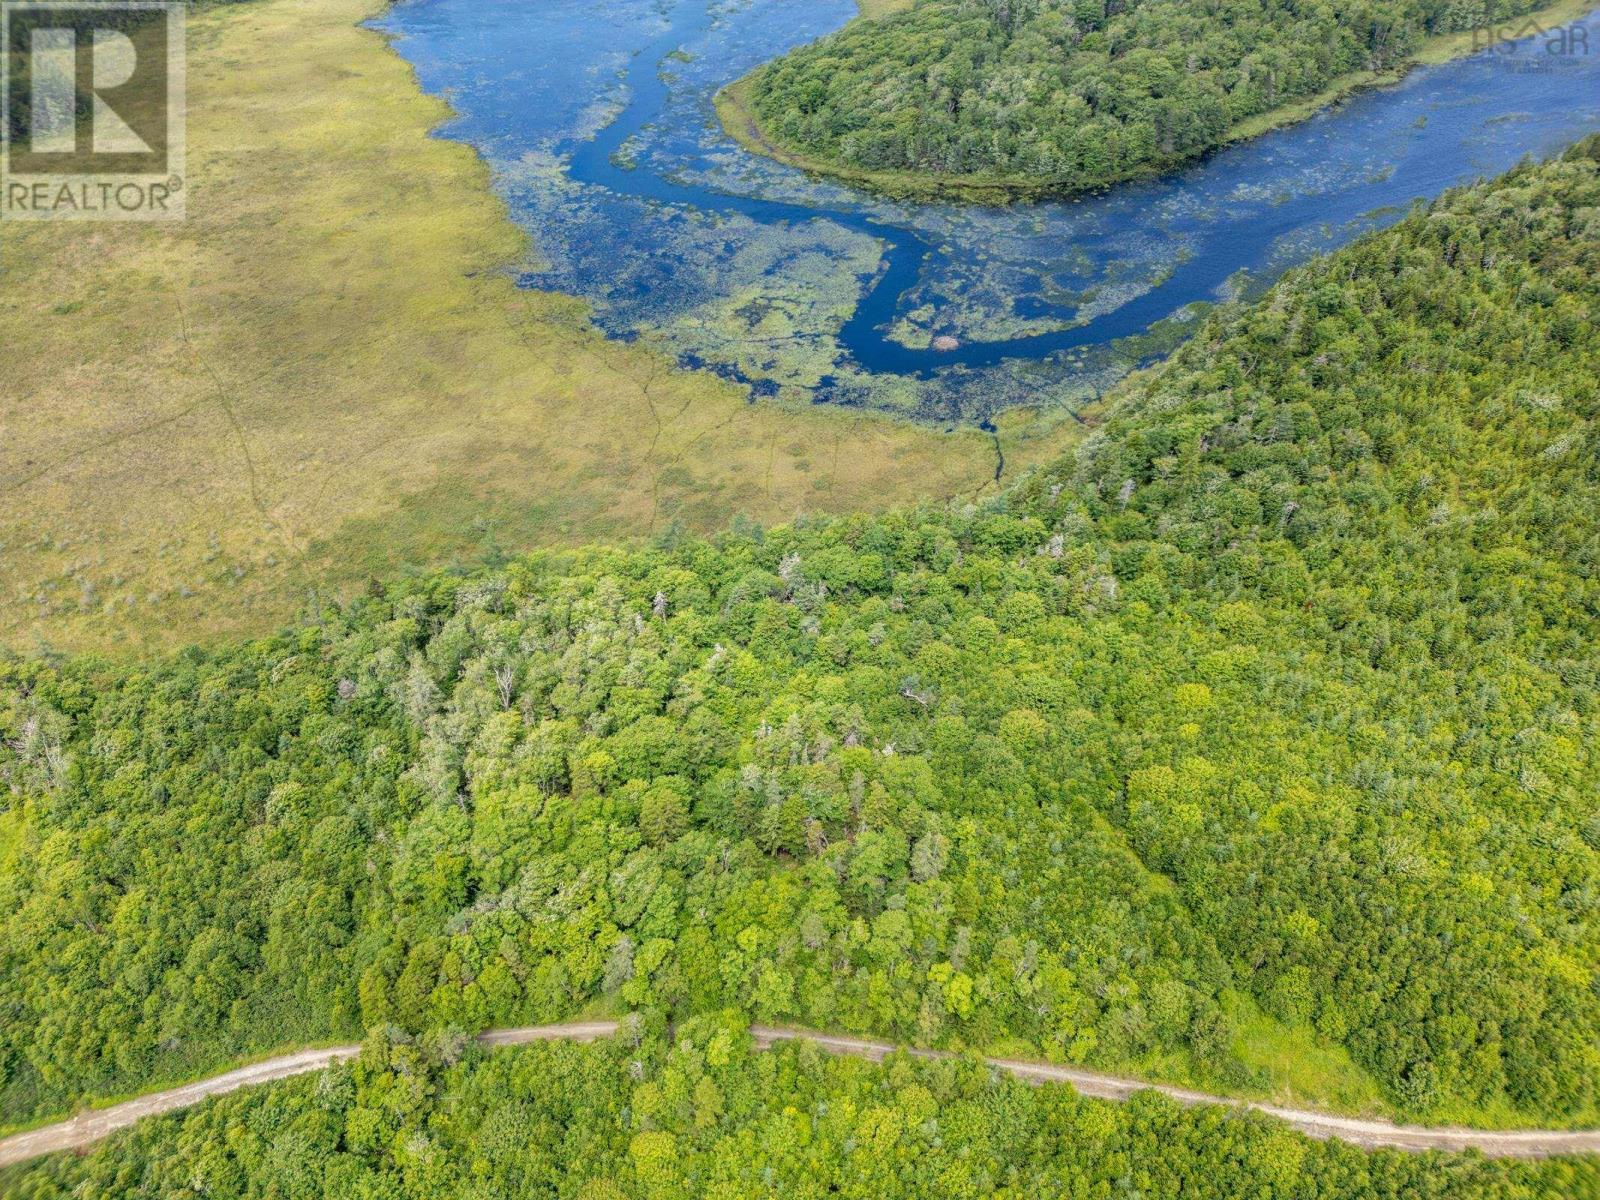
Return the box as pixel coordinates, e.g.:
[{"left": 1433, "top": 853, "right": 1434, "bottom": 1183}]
[
  {"left": 174, "top": 296, "right": 269, "bottom": 524},
  {"left": 172, "top": 294, "right": 321, "bottom": 619},
  {"left": 5, "top": 1021, "right": 1598, "bottom": 1168},
  {"left": 0, "top": 397, "right": 212, "bottom": 494},
  {"left": 579, "top": 337, "right": 705, "bottom": 536}
]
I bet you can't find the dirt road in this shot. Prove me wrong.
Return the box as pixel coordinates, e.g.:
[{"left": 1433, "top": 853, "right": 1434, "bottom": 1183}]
[
  {"left": 3, "top": 1020, "right": 1595, "bottom": 1169},
  {"left": 0, "top": 1023, "right": 619, "bottom": 1170},
  {"left": 749, "top": 1026, "right": 1600, "bottom": 1157}
]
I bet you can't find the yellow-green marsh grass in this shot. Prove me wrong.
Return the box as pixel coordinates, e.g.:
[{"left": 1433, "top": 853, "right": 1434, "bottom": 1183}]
[{"left": 0, "top": 0, "right": 1068, "bottom": 656}]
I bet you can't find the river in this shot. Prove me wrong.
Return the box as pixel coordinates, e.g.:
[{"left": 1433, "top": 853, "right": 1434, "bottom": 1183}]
[{"left": 378, "top": 0, "right": 1600, "bottom": 423}]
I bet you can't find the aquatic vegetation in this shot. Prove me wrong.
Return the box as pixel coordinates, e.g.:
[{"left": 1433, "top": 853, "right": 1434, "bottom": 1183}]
[
  {"left": 384, "top": 0, "right": 1600, "bottom": 421},
  {"left": 0, "top": 0, "right": 1024, "bottom": 655},
  {"left": 5, "top": 138, "right": 1600, "bottom": 1140}
]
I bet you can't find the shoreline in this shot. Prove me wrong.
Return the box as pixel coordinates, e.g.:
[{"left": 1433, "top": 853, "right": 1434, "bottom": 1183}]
[
  {"left": 0, "top": 0, "right": 1061, "bottom": 656},
  {"left": 715, "top": 0, "right": 1600, "bottom": 204}
]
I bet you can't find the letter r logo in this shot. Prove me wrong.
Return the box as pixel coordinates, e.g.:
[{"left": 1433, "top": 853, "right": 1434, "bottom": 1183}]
[
  {"left": 2, "top": 1, "right": 184, "bottom": 220},
  {"left": 4, "top": 3, "right": 174, "bottom": 173}
]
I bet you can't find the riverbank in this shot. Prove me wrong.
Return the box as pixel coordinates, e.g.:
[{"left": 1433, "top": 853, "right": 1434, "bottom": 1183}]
[
  {"left": 717, "top": 0, "right": 1600, "bottom": 203},
  {"left": 0, "top": 0, "right": 1068, "bottom": 656},
  {"left": 714, "top": 0, "right": 1065, "bottom": 204},
  {"left": 1223, "top": 0, "right": 1600, "bottom": 145},
  {"left": 716, "top": 74, "right": 1061, "bottom": 204}
]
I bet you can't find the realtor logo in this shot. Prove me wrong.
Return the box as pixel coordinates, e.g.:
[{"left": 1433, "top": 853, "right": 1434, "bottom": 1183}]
[{"left": 2, "top": 1, "right": 184, "bottom": 220}]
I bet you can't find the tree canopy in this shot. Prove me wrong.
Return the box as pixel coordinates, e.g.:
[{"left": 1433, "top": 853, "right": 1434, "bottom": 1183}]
[
  {"left": 7, "top": 1021, "right": 1598, "bottom": 1198},
  {"left": 745, "top": 0, "right": 1555, "bottom": 190},
  {"left": 2, "top": 139, "right": 1598, "bottom": 1164}
]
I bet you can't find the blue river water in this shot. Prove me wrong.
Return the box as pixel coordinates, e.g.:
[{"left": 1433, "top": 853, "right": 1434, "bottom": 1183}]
[{"left": 378, "top": 0, "right": 1600, "bottom": 421}]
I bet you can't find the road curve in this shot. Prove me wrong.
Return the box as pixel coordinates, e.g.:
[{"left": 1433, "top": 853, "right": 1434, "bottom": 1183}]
[
  {"left": 748, "top": 1027, "right": 1600, "bottom": 1158},
  {"left": 0, "top": 1023, "right": 620, "bottom": 1170},
  {"left": 3, "top": 1020, "right": 1596, "bottom": 1168}
]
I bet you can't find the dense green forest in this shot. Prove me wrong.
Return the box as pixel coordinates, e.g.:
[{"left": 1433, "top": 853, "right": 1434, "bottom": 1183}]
[
  {"left": 7, "top": 1022, "right": 1599, "bottom": 1198},
  {"left": 2, "top": 137, "right": 1598, "bottom": 1149},
  {"left": 743, "top": 0, "right": 1556, "bottom": 190}
]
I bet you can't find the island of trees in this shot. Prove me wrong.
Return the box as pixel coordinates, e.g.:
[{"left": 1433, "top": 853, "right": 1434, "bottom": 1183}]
[{"left": 731, "top": 0, "right": 1563, "bottom": 196}]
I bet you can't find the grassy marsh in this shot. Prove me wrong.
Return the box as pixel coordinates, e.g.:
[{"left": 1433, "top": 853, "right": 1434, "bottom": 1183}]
[{"left": 0, "top": 0, "right": 1072, "bottom": 656}]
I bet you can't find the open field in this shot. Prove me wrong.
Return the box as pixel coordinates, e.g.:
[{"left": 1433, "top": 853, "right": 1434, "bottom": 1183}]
[
  {"left": 718, "top": 0, "right": 1600, "bottom": 201},
  {"left": 0, "top": 0, "right": 1072, "bottom": 656},
  {"left": 854, "top": 0, "right": 911, "bottom": 18}
]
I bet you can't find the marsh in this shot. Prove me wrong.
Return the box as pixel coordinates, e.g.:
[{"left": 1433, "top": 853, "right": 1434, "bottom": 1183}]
[{"left": 383, "top": 0, "right": 1600, "bottom": 423}]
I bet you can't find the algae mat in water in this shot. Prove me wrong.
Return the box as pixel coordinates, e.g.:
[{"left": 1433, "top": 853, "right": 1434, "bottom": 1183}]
[{"left": 0, "top": 0, "right": 1062, "bottom": 655}]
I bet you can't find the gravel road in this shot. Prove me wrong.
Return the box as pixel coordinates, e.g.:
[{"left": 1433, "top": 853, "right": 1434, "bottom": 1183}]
[{"left": 3, "top": 1020, "right": 1595, "bottom": 1168}]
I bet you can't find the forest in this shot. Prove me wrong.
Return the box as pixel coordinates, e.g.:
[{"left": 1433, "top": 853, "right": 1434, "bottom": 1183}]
[
  {"left": 1, "top": 135, "right": 1598, "bottom": 1166},
  {"left": 6, "top": 1021, "right": 1599, "bottom": 1198},
  {"left": 744, "top": 0, "right": 1557, "bottom": 190}
]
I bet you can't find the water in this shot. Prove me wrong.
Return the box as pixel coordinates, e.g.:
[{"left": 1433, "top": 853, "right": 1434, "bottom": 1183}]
[{"left": 378, "top": 0, "right": 1600, "bottom": 422}]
